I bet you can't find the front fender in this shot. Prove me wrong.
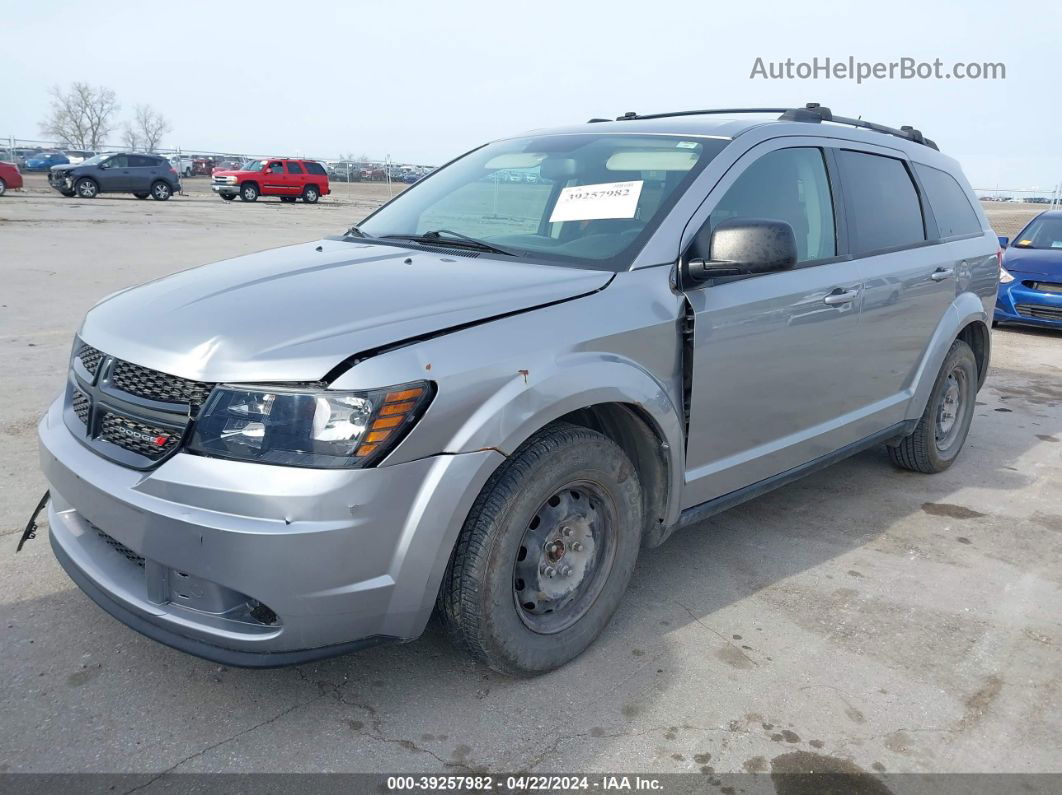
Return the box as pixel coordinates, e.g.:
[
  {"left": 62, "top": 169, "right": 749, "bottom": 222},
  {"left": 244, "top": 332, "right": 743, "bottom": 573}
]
[{"left": 907, "top": 291, "right": 989, "bottom": 420}]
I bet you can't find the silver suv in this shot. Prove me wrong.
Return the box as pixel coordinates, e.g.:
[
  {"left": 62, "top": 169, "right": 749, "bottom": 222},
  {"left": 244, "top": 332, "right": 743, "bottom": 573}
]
[{"left": 37, "top": 105, "right": 999, "bottom": 674}]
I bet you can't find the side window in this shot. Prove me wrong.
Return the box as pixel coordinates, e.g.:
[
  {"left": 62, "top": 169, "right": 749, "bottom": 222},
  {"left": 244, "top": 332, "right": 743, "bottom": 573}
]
[
  {"left": 305, "top": 161, "right": 327, "bottom": 176},
  {"left": 837, "top": 150, "right": 925, "bottom": 254},
  {"left": 700, "top": 147, "right": 836, "bottom": 263},
  {"left": 914, "top": 164, "right": 981, "bottom": 238},
  {"left": 286, "top": 161, "right": 304, "bottom": 174},
  {"left": 128, "top": 155, "right": 153, "bottom": 167},
  {"left": 107, "top": 155, "right": 128, "bottom": 168},
  {"left": 268, "top": 161, "right": 284, "bottom": 173}
]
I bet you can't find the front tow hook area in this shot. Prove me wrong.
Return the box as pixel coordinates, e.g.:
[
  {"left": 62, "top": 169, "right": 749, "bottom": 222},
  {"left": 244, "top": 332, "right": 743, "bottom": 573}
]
[{"left": 17, "top": 491, "right": 50, "bottom": 552}]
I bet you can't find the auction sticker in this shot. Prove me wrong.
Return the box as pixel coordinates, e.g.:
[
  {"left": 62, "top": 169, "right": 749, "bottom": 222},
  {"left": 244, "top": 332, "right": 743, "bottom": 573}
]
[{"left": 549, "top": 180, "right": 643, "bottom": 223}]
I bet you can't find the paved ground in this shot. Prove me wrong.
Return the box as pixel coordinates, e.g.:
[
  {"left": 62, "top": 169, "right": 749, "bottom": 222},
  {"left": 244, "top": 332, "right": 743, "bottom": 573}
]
[{"left": 0, "top": 189, "right": 1059, "bottom": 781}]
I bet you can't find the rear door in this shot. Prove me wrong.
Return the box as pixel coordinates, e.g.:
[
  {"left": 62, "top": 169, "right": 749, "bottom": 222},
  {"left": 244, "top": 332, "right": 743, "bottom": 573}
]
[
  {"left": 682, "top": 141, "right": 871, "bottom": 506},
  {"left": 126, "top": 155, "right": 158, "bottom": 191},
  {"left": 833, "top": 148, "right": 956, "bottom": 419},
  {"left": 285, "top": 160, "right": 307, "bottom": 195}
]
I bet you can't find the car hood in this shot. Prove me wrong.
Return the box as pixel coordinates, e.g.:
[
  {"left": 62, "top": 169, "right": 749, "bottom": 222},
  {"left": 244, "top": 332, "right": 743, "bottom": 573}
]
[
  {"left": 212, "top": 169, "right": 255, "bottom": 178},
  {"left": 1003, "top": 247, "right": 1062, "bottom": 278},
  {"left": 79, "top": 239, "right": 611, "bottom": 383}
]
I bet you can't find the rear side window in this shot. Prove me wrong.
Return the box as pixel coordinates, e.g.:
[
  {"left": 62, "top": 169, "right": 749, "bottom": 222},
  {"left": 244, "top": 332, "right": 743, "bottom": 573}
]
[
  {"left": 837, "top": 150, "right": 925, "bottom": 254},
  {"left": 914, "top": 164, "right": 982, "bottom": 238},
  {"left": 128, "top": 155, "right": 155, "bottom": 167},
  {"left": 286, "top": 161, "right": 303, "bottom": 174},
  {"left": 304, "top": 161, "right": 327, "bottom": 176}
]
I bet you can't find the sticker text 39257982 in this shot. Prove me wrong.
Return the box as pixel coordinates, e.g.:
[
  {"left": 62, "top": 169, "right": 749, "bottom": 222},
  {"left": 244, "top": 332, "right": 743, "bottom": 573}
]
[{"left": 549, "top": 180, "right": 644, "bottom": 223}]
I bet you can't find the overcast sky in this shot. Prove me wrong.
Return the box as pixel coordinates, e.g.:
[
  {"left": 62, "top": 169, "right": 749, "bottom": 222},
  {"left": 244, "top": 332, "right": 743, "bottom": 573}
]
[{"left": 2, "top": 0, "right": 1059, "bottom": 189}]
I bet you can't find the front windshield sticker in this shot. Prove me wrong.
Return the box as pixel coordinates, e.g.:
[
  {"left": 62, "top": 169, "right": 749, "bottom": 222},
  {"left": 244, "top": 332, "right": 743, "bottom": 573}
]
[{"left": 549, "top": 180, "right": 644, "bottom": 223}]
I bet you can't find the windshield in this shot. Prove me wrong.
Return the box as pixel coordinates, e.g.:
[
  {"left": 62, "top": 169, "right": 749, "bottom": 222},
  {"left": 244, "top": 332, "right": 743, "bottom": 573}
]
[
  {"left": 357, "top": 133, "right": 729, "bottom": 270},
  {"left": 241, "top": 159, "right": 266, "bottom": 172},
  {"left": 1014, "top": 216, "right": 1062, "bottom": 250}
]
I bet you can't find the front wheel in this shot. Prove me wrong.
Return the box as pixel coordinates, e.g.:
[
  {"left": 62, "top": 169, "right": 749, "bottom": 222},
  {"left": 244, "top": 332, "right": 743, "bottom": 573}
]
[
  {"left": 220, "top": 193, "right": 236, "bottom": 201},
  {"left": 302, "top": 185, "right": 319, "bottom": 203},
  {"left": 439, "top": 423, "right": 642, "bottom": 676},
  {"left": 889, "top": 339, "right": 977, "bottom": 473},
  {"left": 74, "top": 178, "right": 98, "bottom": 199},
  {"left": 239, "top": 183, "right": 258, "bottom": 202}
]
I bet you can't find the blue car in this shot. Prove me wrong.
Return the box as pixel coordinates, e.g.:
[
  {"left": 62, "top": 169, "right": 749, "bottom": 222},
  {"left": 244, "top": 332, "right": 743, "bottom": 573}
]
[
  {"left": 24, "top": 152, "right": 70, "bottom": 171},
  {"left": 995, "top": 210, "right": 1062, "bottom": 330}
]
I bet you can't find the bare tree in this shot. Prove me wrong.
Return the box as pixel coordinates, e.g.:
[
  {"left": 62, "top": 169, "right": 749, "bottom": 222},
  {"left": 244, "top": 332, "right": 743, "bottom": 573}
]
[
  {"left": 39, "top": 83, "right": 119, "bottom": 150},
  {"left": 131, "top": 104, "right": 171, "bottom": 152},
  {"left": 121, "top": 124, "right": 140, "bottom": 152}
]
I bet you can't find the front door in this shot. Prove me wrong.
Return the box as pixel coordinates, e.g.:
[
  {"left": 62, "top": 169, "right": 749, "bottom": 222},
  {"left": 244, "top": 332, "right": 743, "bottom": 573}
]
[
  {"left": 681, "top": 143, "right": 870, "bottom": 507},
  {"left": 262, "top": 160, "right": 288, "bottom": 195},
  {"left": 99, "top": 154, "right": 132, "bottom": 191}
]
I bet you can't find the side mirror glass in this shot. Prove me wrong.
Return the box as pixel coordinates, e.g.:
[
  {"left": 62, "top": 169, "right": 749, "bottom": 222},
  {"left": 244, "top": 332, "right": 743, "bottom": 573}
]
[
  {"left": 686, "top": 218, "right": 798, "bottom": 284},
  {"left": 997, "top": 235, "right": 1009, "bottom": 248}
]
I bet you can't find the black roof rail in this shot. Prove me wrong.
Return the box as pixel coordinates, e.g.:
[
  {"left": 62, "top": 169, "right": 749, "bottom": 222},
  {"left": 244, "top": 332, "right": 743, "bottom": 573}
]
[{"left": 608, "top": 103, "right": 938, "bottom": 150}]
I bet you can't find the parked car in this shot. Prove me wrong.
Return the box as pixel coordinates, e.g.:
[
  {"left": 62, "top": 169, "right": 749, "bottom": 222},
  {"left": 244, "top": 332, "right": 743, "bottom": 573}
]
[
  {"left": 48, "top": 152, "right": 180, "bottom": 200},
  {"left": 168, "top": 154, "right": 195, "bottom": 177},
  {"left": 211, "top": 158, "right": 330, "bottom": 202},
  {"left": 64, "top": 150, "right": 96, "bottom": 165},
  {"left": 995, "top": 211, "right": 1062, "bottom": 328},
  {"left": 192, "top": 157, "right": 216, "bottom": 176},
  {"left": 0, "top": 161, "right": 23, "bottom": 196},
  {"left": 36, "top": 104, "right": 998, "bottom": 674},
  {"left": 24, "top": 151, "right": 70, "bottom": 171}
]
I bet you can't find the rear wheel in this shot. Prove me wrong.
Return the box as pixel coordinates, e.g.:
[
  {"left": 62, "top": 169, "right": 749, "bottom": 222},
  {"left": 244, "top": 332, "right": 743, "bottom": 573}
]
[
  {"left": 150, "top": 181, "right": 172, "bottom": 201},
  {"left": 302, "top": 185, "right": 319, "bottom": 203},
  {"left": 239, "top": 183, "right": 259, "bottom": 202},
  {"left": 0, "top": 178, "right": 6, "bottom": 196},
  {"left": 439, "top": 423, "right": 642, "bottom": 675},
  {"left": 889, "top": 339, "right": 977, "bottom": 473},
  {"left": 133, "top": 192, "right": 149, "bottom": 200},
  {"left": 74, "top": 178, "right": 99, "bottom": 199}
]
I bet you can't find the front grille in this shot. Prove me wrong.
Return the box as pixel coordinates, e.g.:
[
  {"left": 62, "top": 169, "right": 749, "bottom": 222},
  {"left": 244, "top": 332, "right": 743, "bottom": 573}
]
[
  {"left": 95, "top": 529, "right": 145, "bottom": 568},
  {"left": 76, "top": 341, "right": 103, "bottom": 376},
  {"left": 1015, "top": 303, "right": 1062, "bottom": 321},
  {"left": 99, "top": 412, "right": 182, "bottom": 459},
  {"left": 111, "top": 359, "right": 214, "bottom": 408},
  {"left": 72, "top": 388, "right": 90, "bottom": 424}
]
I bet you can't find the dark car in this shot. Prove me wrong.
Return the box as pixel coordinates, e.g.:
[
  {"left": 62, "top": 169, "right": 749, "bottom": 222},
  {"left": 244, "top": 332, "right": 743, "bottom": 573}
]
[
  {"left": 48, "top": 153, "right": 181, "bottom": 200},
  {"left": 995, "top": 211, "right": 1062, "bottom": 329},
  {"left": 25, "top": 151, "right": 70, "bottom": 171}
]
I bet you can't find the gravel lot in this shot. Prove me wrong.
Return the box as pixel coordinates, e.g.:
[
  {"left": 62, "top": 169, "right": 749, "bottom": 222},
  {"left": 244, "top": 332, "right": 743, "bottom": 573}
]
[{"left": 0, "top": 185, "right": 1059, "bottom": 782}]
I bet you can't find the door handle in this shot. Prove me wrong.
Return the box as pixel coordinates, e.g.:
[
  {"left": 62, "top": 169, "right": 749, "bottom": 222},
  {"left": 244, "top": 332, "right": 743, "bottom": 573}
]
[
  {"left": 930, "top": 267, "right": 954, "bottom": 282},
  {"left": 823, "top": 289, "right": 859, "bottom": 306}
]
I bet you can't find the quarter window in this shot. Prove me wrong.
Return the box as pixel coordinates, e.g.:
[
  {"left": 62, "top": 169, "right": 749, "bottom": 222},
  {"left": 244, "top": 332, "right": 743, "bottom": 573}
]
[
  {"left": 286, "top": 162, "right": 304, "bottom": 174},
  {"left": 703, "top": 147, "right": 836, "bottom": 263},
  {"left": 914, "top": 164, "right": 981, "bottom": 238},
  {"left": 304, "top": 161, "right": 327, "bottom": 176},
  {"left": 837, "top": 150, "right": 926, "bottom": 254}
]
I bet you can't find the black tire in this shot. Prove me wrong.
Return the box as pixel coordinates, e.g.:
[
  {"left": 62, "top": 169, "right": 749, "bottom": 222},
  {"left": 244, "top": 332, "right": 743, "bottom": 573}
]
[
  {"left": 133, "top": 192, "right": 149, "bottom": 200},
  {"left": 439, "top": 422, "right": 642, "bottom": 676},
  {"left": 889, "top": 339, "right": 977, "bottom": 474},
  {"left": 60, "top": 189, "right": 76, "bottom": 198},
  {"left": 0, "top": 177, "right": 6, "bottom": 197},
  {"left": 302, "top": 184, "right": 320, "bottom": 203},
  {"left": 150, "top": 181, "right": 172, "bottom": 201},
  {"left": 220, "top": 193, "right": 236, "bottom": 201},
  {"left": 239, "top": 182, "right": 259, "bottom": 202},
  {"left": 280, "top": 196, "right": 296, "bottom": 203},
  {"left": 74, "top": 178, "right": 99, "bottom": 199}
]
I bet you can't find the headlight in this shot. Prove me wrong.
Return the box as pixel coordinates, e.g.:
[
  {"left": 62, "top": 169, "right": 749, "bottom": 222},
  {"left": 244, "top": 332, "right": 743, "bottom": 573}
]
[
  {"left": 188, "top": 382, "right": 433, "bottom": 468},
  {"left": 226, "top": 175, "right": 237, "bottom": 184},
  {"left": 999, "top": 267, "right": 1014, "bottom": 284}
]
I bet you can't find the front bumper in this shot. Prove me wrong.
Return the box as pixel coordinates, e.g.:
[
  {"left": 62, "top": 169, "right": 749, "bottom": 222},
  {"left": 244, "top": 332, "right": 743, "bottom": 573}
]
[
  {"left": 211, "top": 183, "right": 238, "bottom": 195},
  {"left": 48, "top": 173, "right": 74, "bottom": 192},
  {"left": 38, "top": 397, "right": 502, "bottom": 666},
  {"left": 995, "top": 277, "right": 1062, "bottom": 328}
]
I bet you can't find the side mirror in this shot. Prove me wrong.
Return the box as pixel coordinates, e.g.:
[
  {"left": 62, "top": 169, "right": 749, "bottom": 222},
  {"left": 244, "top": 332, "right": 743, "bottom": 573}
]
[
  {"left": 687, "top": 218, "right": 798, "bottom": 284},
  {"left": 99, "top": 162, "right": 109, "bottom": 169},
  {"left": 997, "top": 235, "right": 1009, "bottom": 248}
]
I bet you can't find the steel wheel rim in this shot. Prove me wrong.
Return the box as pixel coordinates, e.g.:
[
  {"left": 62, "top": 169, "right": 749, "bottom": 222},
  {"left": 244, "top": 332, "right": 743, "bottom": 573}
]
[
  {"left": 307, "top": 189, "right": 317, "bottom": 201},
  {"left": 935, "top": 367, "right": 967, "bottom": 450},
  {"left": 244, "top": 187, "right": 255, "bottom": 199},
  {"left": 512, "top": 480, "right": 617, "bottom": 634}
]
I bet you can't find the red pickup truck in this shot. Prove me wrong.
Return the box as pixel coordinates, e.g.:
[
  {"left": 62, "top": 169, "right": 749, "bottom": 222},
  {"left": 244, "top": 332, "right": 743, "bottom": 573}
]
[{"left": 211, "top": 158, "right": 330, "bottom": 203}]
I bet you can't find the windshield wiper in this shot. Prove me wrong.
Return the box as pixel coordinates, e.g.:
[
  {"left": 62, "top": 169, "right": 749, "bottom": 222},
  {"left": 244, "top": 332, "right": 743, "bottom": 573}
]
[{"left": 382, "top": 229, "right": 515, "bottom": 257}]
